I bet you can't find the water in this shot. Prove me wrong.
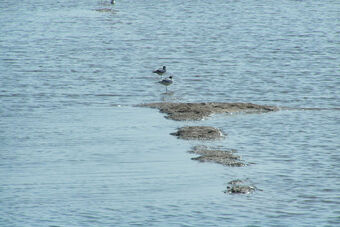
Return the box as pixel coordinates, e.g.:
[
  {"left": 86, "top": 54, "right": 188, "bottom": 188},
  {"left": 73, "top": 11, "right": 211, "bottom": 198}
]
[{"left": 1, "top": 0, "right": 339, "bottom": 226}]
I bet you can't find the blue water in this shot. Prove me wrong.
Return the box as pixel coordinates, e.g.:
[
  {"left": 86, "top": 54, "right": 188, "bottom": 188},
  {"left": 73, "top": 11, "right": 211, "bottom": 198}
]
[{"left": 1, "top": 0, "right": 339, "bottom": 226}]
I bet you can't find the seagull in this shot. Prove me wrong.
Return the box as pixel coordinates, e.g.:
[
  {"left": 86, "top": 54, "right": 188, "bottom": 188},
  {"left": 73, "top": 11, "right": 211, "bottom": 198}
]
[
  {"left": 159, "top": 76, "right": 173, "bottom": 92},
  {"left": 153, "top": 66, "right": 166, "bottom": 75}
]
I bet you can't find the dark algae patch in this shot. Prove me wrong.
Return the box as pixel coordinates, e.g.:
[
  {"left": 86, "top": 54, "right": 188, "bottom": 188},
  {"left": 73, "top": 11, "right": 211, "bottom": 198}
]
[{"left": 138, "top": 102, "right": 278, "bottom": 121}]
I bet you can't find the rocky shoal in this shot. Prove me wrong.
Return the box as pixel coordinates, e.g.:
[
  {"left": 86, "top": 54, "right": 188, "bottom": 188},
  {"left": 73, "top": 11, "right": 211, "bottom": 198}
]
[
  {"left": 170, "top": 126, "right": 224, "bottom": 140},
  {"left": 138, "top": 102, "right": 277, "bottom": 194},
  {"left": 138, "top": 102, "right": 278, "bottom": 121},
  {"left": 189, "top": 146, "right": 246, "bottom": 167}
]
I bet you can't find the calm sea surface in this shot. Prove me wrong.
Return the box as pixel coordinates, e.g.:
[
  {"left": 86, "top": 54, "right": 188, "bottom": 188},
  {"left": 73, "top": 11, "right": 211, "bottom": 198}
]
[{"left": 1, "top": 0, "right": 339, "bottom": 226}]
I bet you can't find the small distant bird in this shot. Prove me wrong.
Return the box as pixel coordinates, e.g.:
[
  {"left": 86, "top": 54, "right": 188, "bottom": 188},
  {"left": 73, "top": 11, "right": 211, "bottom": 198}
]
[
  {"left": 111, "top": 0, "right": 115, "bottom": 4},
  {"left": 159, "top": 76, "right": 173, "bottom": 92},
  {"left": 153, "top": 66, "right": 166, "bottom": 75}
]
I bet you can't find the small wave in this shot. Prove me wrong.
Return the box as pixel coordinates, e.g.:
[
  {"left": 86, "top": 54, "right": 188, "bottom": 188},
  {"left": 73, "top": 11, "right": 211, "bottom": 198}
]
[
  {"left": 94, "top": 8, "right": 117, "bottom": 13},
  {"left": 95, "top": 94, "right": 122, "bottom": 97},
  {"left": 0, "top": 93, "right": 24, "bottom": 98},
  {"left": 282, "top": 107, "right": 340, "bottom": 111}
]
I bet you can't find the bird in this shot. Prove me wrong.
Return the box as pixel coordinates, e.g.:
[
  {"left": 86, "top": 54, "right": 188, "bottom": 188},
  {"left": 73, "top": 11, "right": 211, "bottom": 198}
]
[
  {"left": 159, "top": 76, "right": 173, "bottom": 92},
  {"left": 111, "top": 0, "right": 115, "bottom": 4},
  {"left": 153, "top": 66, "right": 166, "bottom": 75}
]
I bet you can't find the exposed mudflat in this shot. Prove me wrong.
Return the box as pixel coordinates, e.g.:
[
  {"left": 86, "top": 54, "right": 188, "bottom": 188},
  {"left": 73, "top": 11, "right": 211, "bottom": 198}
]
[
  {"left": 139, "top": 102, "right": 278, "bottom": 121},
  {"left": 170, "top": 126, "right": 223, "bottom": 140},
  {"left": 189, "top": 146, "right": 245, "bottom": 167}
]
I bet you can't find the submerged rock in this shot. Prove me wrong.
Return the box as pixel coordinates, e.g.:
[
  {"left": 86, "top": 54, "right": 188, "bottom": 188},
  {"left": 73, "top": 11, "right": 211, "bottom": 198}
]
[
  {"left": 224, "top": 179, "right": 257, "bottom": 194},
  {"left": 170, "top": 126, "right": 223, "bottom": 140},
  {"left": 95, "top": 8, "right": 113, "bottom": 12},
  {"left": 138, "top": 102, "right": 278, "bottom": 121},
  {"left": 226, "top": 185, "right": 256, "bottom": 194},
  {"left": 191, "top": 156, "right": 245, "bottom": 167},
  {"left": 228, "top": 179, "right": 245, "bottom": 185},
  {"left": 189, "top": 146, "right": 245, "bottom": 167}
]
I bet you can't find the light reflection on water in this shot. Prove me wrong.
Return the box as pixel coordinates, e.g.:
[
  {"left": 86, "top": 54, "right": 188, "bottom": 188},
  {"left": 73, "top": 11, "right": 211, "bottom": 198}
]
[{"left": 1, "top": 0, "right": 339, "bottom": 226}]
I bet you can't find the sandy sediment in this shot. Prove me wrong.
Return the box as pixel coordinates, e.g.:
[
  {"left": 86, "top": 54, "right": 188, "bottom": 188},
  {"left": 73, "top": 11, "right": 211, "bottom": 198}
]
[
  {"left": 138, "top": 102, "right": 278, "bottom": 121},
  {"left": 170, "top": 126, "right": 224, "bottom": 140}
]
